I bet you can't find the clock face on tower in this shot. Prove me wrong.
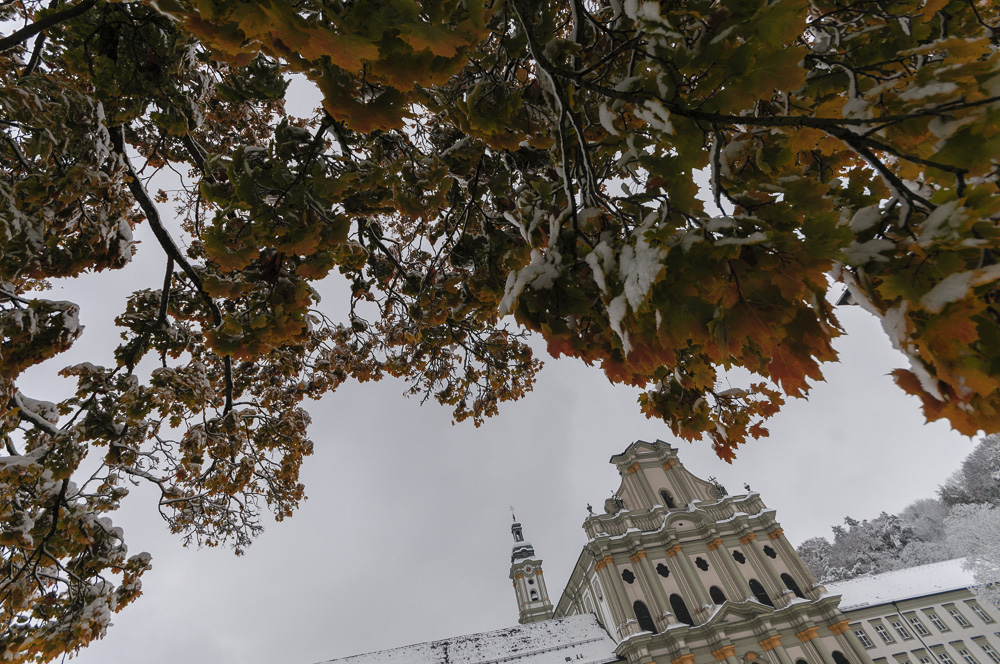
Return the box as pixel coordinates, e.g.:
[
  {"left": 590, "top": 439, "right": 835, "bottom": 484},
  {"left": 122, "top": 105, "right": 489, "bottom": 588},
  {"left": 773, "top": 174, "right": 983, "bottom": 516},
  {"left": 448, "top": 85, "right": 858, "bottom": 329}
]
[{"left": 524, "top": 565, "right": 533, "bottom": 574}]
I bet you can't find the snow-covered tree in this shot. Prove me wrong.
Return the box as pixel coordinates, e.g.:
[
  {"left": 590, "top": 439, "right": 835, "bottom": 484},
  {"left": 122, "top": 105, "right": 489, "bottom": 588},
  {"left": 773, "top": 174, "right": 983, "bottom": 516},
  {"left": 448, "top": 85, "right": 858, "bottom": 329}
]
[
  {"left": 946, "top": 504, "right": 1000, "bottom": 609},
  {"left": 940, "top": 435, "right": 1000, "bottom": 507},
  {"left": 796, "top": 537, "right": 836, "bottom": 582}
]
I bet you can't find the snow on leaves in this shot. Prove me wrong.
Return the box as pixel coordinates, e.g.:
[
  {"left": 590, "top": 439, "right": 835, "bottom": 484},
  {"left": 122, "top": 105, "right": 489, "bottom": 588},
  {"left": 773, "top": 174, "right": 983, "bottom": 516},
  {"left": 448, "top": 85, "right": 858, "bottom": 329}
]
[{"left": 3, "top": 0, "right": 1000, "bottom": 658}]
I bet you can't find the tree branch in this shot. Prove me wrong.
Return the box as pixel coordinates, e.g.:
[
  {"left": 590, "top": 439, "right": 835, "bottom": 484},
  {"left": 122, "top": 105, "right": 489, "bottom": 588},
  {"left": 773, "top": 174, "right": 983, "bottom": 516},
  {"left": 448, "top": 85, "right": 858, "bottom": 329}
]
[
  {"left": 0, "top": 0, "right": 96, "bottom": 52},
  {"left": 112, "top": 126, "right": 234, "bottom": 413}
]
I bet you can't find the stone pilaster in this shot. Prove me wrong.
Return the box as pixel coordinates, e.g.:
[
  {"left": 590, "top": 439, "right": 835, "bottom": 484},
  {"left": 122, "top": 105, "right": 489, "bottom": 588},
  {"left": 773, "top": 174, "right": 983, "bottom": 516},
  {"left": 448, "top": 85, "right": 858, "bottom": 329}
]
[
  {"left": 596, "top": 555, "right": 631, "bottom": 635},
  {"left": 740, "top": 533, "right": 784, "bottom": 605},
  {"left": 759, "top": 635, "right": 794, "bottom": 664},
  {"left": 707, "top": 537, "right": 746, "bottom": 601},
  {"left": 830, "top": 620, "right": 869, "bottom": 664},
  {"left": 633, "top": 550, "right": 673, "bottom": 628},
  {"left": 667, "top": 544, "right": 713, "bottom": 615}
]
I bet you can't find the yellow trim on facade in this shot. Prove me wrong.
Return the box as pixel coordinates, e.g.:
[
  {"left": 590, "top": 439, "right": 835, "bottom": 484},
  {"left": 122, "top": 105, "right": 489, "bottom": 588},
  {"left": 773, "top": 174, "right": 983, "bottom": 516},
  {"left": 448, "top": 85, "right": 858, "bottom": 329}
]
[
  {"left": 739, "top": 533, "right": 756, "bottom": 545},
  {"left": 628, "top": 462, "right": 641, "bottom": 474},
  {"left": 758, "top": 636, "right": 782, "bottom": 651},
  {"left": 707, "top": 538, "right": 724, "bottom": 551},
  {"left": 673, "top": 655, "right": 695, "bottom": 664},
  {"left": 666, "top": 544, "right": 683, "bottom": 557},
  {"left": 663, "top": 459, "right": 678, "bottom": 470},
  {"left": 594, "top": 555, "right": 614, "bottom": 571},
  {"left": 630, "top": 551, "right": 647, "bottom": 563},
  {"left": 796, "top": 627, "right": 819, "bottom": 642},
  {"left": 712, "top": 646, "right": 736, "bottom": 661},
  {"left": 768, "top": 528, "right": 784, "bottom": 540},
  {"left": 829, "top": 620, "right": 851, "bottom": 635}
]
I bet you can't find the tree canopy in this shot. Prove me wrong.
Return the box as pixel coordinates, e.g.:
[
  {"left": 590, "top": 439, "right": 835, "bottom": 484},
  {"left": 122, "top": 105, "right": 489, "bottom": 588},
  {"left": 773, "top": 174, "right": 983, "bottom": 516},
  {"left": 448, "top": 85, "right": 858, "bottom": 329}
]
[{"left": 2, "top": 0, "right": 1000, "bottom": 659}]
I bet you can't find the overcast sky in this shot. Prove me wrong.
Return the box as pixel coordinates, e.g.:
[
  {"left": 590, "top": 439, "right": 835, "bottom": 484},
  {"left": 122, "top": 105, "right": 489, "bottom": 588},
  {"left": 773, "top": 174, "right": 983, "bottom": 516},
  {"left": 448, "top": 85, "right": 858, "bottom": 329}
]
[
  {"left": 12, "top": 78, "right": 977, "bottom": 664},
  {"left": 21, "top": 247, "right": 975, "bottom": 664}
]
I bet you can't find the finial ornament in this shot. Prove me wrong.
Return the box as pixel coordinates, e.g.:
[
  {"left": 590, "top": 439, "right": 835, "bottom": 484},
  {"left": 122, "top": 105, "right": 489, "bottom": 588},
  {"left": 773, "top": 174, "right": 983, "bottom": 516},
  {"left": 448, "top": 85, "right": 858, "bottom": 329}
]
[
  {"left": 510, "top": 505, "right": 516, "bottom": 521},
  {"left": 586, "top": 503, "right": 593, "bottom": 515}
]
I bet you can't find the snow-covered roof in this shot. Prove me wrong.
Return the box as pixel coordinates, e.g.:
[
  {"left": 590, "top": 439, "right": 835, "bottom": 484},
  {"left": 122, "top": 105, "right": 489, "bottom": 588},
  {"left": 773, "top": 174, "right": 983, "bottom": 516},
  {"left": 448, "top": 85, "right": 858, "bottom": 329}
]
[
  {"left": 825, "top": 558, "right": 976, "bottom": 610},
  {"left": 317, "top": 615, "right": 621, "bottom": 664}
]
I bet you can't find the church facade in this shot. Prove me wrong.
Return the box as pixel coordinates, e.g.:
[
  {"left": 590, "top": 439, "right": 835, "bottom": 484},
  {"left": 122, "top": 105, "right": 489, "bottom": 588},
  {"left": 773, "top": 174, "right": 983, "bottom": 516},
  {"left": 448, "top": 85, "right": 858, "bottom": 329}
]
[{"left": 510, "top": 440, "right": 868, "bottom": 664}]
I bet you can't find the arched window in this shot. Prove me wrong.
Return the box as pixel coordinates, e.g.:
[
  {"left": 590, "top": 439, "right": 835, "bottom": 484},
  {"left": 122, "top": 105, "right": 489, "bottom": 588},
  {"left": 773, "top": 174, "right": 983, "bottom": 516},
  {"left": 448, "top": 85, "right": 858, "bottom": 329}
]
[
  {"left": 781, "top": 573, "right": 805, "bottom": 599},
  {"left": 633, "top": 600, "right": 658, "bottom": 634},
  {"left": 656, "top": 563, "right": 670, "bottom": 578},
  {"left": 795, "top": 659, "right": 808, "bottom": 664},
  {"left": 748, "top": 579, "right": 774, "bottom": 607},
  {"left": 670, "top": 593, "right": 694, "bottom": 626},
  {"left": 732, "top": 550, "right": 746, "bottom": 564},
  {"left": 763, "top": 545, "right": 777, "bottom": 559},
  {"left": 660, "top": 489, "right": 677, "bottom": 509},
  {"left": 622, "top": 569, "right": 636, "bottom": 584},
  {"left": 530, "top": 589, "right": 539, "bottom": 601},
  {"left": 695, "top": 557, "right": 710, "bottom": 571},
  {"left": 709, "top": 585, "right": 728, "bottom": 604},
  {"left": 832, "top": 652, "right": 851, "bottom": 664}
]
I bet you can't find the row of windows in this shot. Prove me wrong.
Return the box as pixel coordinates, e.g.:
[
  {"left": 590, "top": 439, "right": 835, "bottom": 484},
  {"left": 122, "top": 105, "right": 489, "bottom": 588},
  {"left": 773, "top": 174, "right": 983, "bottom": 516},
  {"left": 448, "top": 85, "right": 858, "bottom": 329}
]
[
  {"left": 626, "top": 575, "right": 808, "bottom": 633},
  {"left": 869, "top": 639, "right": 1000, "bottom": 664},
  {"left": 853, "top": 603, "right": 995, "bottom": 648}
]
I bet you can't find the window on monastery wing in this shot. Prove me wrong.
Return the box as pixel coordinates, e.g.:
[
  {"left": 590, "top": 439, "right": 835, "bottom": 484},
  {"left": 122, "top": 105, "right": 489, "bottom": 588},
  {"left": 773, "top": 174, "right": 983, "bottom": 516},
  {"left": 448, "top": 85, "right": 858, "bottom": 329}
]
[
  {"left": 695, "top": 557, "right": 709, "bottom": 571},
  {"left": 633, "top": 600, "right": 658, "bottom": 634},
  {"left": 621, "top": 569, "right": 636, "bottom": 584},
  {"left": 978, "top": 642, "right": 1000, "bottom": 664},
  {"left": 949, "top": 608, "right": 972, "bottom": 628},
  {"left": 832, "top": 651, "right": 851, "bottom": 664},
  {"left": 937, "top": 650, "right": 956, "bottom": 664},
  {"left": 927, "top": 612, "right": 950, "bottom": 632},
  {"left": 891, "top": 620, "right": 912, "bottom": 640},
  {"left": 748, "top": 579, "right": 774, "bottom": 608},
  {"left": 656, "top": 563, "right": 670, "bottom": 578},
  {"left": 763, "top": 545, "right": 777, "bottom": 559},
  {"left": 670, "top": 594, "right": 694, "bottom": 626},
  {"left": 874, "top": 623, "right": 895, "bottom": 644},
  {"left": 909, "top": 615, "right": 931, "bottom": 637},
  {"left": 710, "top": 586, "right": 727, "bottom": 604},
  {"left": 660, "top": 490, "right": 677, "bottom": 509},
  {"left": 959, "top": 648, "right": 980, "bottom": 664},
  {"left": 853, "top": 627, "right": 875, "bottom": 649},
  {"left": 732, "top": 550, "right": 746, "bottom": 564},
  {"left": 780, "top": 573, "right": 805, "bottom": 599},
  {"left": 968, "top": 603, "right": 994, "bottom": 624}
]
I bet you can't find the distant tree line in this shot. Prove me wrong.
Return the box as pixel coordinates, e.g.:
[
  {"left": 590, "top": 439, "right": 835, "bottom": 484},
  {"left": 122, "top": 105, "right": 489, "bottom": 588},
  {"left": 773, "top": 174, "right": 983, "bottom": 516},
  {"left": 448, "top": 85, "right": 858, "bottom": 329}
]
[{"left": 796, "top": 435, "right": 1000, "bottom": 607}]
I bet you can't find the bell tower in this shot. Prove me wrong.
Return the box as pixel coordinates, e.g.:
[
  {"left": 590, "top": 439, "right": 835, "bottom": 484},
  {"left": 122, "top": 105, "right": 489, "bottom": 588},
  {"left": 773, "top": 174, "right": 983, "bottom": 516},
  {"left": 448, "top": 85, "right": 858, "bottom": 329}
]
[{"left": 508, "top": 515, "right": 553, "bottom": 624}]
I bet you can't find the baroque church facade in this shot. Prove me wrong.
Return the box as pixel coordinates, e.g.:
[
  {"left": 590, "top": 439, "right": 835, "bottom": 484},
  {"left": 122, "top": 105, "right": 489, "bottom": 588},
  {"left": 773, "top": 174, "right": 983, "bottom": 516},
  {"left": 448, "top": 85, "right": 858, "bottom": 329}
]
[
  {"left": 509, "top": 440, "right": 867, "bottom": 664},
  {"left": 322, "top": 440, "right": 998, "bottom": 664}
]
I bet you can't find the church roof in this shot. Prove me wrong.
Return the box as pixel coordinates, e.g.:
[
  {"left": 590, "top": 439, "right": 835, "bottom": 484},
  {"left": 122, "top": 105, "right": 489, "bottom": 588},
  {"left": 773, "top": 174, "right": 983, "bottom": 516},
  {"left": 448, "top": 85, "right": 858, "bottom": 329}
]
[
  {"left": 316, "top": 615, "right": 621, "bottom": 664},
  {"left": 824, "top": 558, "right": 975, "bottom": 610}
]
